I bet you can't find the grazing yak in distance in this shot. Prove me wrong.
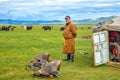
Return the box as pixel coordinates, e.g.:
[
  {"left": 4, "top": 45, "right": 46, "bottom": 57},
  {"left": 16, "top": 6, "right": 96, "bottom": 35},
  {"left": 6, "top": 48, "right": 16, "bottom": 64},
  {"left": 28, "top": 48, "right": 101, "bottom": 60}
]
[
  {"left": 1, "top": 25, "right": 10, "bottom": 31},
  {"left": 1, "top": 25, "right": 16, "bottom": 31},
  {"left": 26, "top": 25, "right": 32, "bottom": 30},
  {"left": 42, "top": 25, "right": 53, "bottom": 31},
  {"left": 22, "top": 25, "right": 33, "bottom": 30},
  {"left": 60, "top": 27, "right": 65, "bottom": 31},
  {"left": 10, "top": 25, "right": 16, "bottom": 31}
]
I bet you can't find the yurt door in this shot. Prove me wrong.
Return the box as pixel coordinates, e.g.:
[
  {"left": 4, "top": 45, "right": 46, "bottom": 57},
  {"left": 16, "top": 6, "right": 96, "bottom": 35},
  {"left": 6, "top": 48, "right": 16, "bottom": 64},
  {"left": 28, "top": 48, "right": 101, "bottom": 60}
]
[{"left": 93, "top": 31, "right": 109, "bottom": 66}]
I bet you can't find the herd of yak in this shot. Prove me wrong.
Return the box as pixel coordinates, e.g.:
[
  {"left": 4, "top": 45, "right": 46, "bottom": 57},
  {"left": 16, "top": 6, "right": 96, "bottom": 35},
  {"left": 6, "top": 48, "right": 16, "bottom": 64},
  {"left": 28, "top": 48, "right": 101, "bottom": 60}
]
[{"left": 0, "top": 25, "right": 65, "bottom": 31}]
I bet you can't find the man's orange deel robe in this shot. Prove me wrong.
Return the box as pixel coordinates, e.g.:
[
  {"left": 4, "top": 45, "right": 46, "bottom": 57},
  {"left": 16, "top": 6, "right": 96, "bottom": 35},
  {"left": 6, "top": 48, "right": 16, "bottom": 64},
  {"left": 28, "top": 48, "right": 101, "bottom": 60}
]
[{"left": 63, "top": 22, "right": 77, "bottom": 54}]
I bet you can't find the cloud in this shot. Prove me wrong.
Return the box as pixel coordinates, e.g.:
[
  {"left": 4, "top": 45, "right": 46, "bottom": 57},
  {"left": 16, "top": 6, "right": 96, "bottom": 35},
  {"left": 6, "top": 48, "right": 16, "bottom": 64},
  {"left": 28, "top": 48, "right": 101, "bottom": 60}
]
[
  {"left": 91, "top": 3, "right": 114, "bottom": 7},
  {"left": 117, "top": 2, "right": 120, "bottom": 5},
  {"left": 0, "top": 0, "right": 120, "bottom": 20},
  {"left": 0, "top": 0, "right": 9, "bottom": 2}
]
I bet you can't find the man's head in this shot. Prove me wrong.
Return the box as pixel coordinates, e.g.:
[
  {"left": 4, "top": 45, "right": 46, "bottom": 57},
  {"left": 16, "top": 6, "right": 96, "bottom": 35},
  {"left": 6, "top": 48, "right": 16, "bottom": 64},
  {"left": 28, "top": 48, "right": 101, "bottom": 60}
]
[{"left": 65, "top": 16, "right": 71, "bottom": 23}]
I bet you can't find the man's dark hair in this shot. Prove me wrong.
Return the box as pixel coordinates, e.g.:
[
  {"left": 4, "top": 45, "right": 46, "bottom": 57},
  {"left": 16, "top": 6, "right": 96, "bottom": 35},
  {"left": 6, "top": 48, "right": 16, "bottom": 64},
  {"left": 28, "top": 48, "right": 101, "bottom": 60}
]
[{"left": 65, "top": 16, "right": 71, "bottom": 19}]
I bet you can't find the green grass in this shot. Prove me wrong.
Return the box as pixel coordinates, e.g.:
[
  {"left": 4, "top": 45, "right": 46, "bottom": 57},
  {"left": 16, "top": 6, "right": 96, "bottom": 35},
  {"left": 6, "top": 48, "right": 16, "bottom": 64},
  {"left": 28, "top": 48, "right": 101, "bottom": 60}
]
[{"left": 0, "top": 24, "right": 120, "bottom": 80}]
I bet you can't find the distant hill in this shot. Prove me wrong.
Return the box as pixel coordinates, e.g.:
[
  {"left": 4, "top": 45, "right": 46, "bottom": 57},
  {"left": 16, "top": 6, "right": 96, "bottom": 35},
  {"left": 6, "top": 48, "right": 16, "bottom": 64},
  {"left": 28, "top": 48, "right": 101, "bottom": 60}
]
[
  {"left": 90, "top": 16, "right": 117, "bottom": 24},
  {"left": 73, "top": 16, "right": 117, "bottom": 24},
  {"left": 0, "top": 19, "right": 63, "bottom": 24},
  {"left": 73, "top": 19, "right": 92, "bottom": 24},
  {"left": 0, "top": 16, "right": 117, "bottom": 24}
]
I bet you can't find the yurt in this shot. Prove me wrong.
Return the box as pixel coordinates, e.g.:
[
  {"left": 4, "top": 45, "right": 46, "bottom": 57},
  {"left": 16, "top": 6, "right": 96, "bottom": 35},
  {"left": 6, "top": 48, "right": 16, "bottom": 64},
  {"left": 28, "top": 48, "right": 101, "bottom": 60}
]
[{"left": 92, "top": 16, "right": 120, "bottom": 66}]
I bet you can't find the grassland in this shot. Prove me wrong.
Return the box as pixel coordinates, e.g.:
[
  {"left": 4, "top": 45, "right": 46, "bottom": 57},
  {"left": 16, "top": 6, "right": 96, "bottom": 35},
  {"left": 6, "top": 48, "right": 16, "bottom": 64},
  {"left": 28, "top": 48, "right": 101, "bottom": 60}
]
[{"left": 0, "top": 24, "right": 120, "bottom": 80}]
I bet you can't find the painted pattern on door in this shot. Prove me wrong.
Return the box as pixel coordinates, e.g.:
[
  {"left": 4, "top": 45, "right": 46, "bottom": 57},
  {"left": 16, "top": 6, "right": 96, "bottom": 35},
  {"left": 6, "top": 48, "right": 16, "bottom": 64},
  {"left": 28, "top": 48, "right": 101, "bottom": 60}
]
[{"left": 93, "top": 31, "right": 109, "bottom": 66}]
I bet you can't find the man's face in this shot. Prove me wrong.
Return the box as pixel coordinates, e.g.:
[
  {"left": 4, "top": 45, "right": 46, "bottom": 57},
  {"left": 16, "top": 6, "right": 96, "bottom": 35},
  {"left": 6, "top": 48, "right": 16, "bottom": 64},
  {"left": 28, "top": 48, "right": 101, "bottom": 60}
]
[{"left": 65, "top": 18, "right": 71, "bottom": 23}]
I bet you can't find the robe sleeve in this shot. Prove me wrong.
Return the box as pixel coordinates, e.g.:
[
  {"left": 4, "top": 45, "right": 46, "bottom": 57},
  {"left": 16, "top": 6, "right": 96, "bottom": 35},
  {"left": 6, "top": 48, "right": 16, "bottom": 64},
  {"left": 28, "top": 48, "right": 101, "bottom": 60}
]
[{"left": 70, "top": 23, "right": 77, "bottom": 38}]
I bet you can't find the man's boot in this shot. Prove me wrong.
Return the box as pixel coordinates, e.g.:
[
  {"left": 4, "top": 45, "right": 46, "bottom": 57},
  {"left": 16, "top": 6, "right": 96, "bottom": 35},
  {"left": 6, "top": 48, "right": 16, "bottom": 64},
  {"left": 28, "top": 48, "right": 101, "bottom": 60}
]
[
  {"left": 69, "top": 53, "right": 74, "bottom": 62},
  {"left": 64, "top": 54, "right": 70, "bottom": 61}
]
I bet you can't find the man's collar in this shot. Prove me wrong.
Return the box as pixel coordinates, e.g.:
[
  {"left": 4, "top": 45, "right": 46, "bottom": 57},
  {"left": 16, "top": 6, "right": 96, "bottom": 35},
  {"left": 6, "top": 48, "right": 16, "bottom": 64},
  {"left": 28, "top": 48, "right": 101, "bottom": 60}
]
[{"left": 66, "top": 22, "right": 71, "bottom": 26}]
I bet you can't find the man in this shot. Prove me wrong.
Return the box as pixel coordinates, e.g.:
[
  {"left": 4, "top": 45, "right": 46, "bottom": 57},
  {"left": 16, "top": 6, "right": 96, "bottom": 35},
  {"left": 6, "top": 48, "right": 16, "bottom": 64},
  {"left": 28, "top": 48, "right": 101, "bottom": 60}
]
[{"left": 63, "top": 16, "right": 77, "bottom": 62}]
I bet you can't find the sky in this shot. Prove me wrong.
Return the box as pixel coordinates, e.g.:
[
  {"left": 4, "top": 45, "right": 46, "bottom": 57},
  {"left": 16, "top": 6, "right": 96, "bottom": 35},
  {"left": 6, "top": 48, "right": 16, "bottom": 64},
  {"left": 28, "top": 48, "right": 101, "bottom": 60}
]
[{"left": 0, "top": 0, "right": 120, "bottom": 21}]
